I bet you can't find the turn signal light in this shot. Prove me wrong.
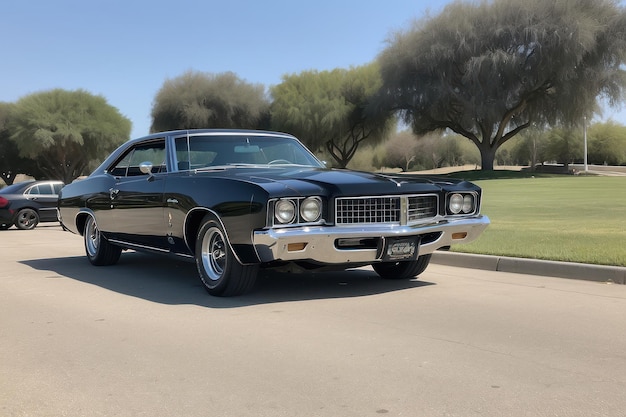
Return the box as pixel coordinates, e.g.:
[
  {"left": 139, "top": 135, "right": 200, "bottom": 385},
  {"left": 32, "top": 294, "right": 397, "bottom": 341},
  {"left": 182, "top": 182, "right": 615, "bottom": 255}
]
[
  {"left": 452, "top": 232, "right": 467, "bottom": 240},
  {"left": 287, "top": 242, "right": 307, "bottom": 252}
]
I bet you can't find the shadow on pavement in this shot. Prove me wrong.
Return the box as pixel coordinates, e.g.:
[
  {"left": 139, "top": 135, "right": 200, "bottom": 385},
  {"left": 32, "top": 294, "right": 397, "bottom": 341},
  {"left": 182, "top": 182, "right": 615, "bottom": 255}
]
[{"left": 20, "top": 251, "right": 435, "bottom": 308}]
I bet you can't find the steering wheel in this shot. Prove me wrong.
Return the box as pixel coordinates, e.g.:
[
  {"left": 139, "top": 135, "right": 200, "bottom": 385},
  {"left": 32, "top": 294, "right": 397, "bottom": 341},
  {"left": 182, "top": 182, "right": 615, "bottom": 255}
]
[{"left": 268, "top": 159, "right": 291, "bottom": 165}]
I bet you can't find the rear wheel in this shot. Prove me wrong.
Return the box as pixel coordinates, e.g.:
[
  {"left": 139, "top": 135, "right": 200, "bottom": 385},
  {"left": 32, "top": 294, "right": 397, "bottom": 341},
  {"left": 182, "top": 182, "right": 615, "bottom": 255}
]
[
  {"left": 195, "top": 215, "right": 258, "bottom": 296},
  {"left": 84, "top": 216, "right": 121, "bottom": 266},
  {"left": 15, "top": 208, "right": 39, "bottom": 230},
  {"left": 372, "top": 254, "right": 432, "bottom": 280}
]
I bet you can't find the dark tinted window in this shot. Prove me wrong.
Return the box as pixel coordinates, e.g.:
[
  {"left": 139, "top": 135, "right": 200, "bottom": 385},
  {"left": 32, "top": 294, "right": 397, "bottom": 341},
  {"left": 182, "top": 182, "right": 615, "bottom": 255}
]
[
  {"left": 110, "top": 139, "right": 167, "bottom": 176},
  {"left": 27, "top": 184, "right": 54, "bottom": 195},
  {"left": 174, "top": 134, "right": 322, "bottom": 169}
]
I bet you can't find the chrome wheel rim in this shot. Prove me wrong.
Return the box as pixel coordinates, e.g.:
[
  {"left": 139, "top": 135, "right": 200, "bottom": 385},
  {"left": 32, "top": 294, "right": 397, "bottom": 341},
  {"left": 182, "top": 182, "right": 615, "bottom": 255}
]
[
  {"left": 201, "top": 227, "right": 226, "bottom": 281},
  {"left": 85, "top": 218, "right": 99, "bottom": 257}
]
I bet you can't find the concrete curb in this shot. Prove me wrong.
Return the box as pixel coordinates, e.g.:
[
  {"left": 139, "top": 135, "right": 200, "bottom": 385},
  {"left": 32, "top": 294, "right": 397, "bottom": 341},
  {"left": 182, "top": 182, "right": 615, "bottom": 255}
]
[{"left": 431, "top": 251, "right": 626, "bottom": 285}]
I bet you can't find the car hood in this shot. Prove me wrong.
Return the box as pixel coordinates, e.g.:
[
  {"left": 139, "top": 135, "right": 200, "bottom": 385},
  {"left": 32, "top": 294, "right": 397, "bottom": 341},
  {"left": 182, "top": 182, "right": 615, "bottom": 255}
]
[{"left": 199, "top": 167, "right": 466, "bottom": 197}]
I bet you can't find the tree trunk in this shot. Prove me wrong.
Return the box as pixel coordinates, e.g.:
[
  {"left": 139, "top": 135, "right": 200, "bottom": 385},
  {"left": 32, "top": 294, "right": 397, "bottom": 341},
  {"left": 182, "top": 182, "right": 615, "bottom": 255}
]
[{"left": 480, "top": 146, "right": 497, "bottom": 171}]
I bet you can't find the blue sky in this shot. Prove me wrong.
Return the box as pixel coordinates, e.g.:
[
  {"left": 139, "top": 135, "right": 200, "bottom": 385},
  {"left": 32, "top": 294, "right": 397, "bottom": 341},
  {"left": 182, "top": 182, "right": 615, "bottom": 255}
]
[{"left": 2, "top": 0, "right": 625, "bottom": 139}]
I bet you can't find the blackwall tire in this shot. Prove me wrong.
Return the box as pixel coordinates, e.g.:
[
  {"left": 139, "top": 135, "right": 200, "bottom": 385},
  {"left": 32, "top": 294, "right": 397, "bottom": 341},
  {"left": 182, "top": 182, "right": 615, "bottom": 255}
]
[
  {"left": 195, "top": 216, "right": 258, "bottom": 297},
  {"left": 372, "top": 254, "right": 432, "bottom": 280},
  {"left": 84, "top": 216, "right": 121, "bottom": 266},
  {"left": 15, "top": 208, "right": 39, "bottom": 230}
]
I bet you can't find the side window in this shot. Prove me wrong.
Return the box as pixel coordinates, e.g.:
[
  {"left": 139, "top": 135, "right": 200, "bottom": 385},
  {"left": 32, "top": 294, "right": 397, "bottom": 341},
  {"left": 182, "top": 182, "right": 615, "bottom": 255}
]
[
  {"left": 38, "top": 184, "right": 54, "bottom": 195},
  {"left": 26, "top": 184, "right": 53, "bottom": 195},
  {"left": 175, "top": 136, "right": 218, "bottom": 170},
  {"left": 26, "top": 185, "right": 41, "bottom": 195},
  {"left": 109, "top": 139, "right": 167, "bottom": 177},
  {"left": 52, "top": 183, "right": 63, "bottom": 194}
]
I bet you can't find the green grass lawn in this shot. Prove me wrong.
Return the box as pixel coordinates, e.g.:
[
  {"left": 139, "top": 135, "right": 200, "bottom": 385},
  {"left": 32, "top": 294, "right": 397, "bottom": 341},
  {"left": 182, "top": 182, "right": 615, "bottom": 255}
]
[{"left": 449, "top": 175, "right": 626, "bottom": 267}]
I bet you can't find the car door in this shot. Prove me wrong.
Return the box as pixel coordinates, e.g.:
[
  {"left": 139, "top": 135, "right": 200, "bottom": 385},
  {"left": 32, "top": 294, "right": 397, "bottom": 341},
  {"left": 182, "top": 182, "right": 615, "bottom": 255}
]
[
  {"left": 102, "top": 139, "right": 168, "bottom": 250},
  {"left": 24, "top": 182, "right": 60, "bottom": 222}
]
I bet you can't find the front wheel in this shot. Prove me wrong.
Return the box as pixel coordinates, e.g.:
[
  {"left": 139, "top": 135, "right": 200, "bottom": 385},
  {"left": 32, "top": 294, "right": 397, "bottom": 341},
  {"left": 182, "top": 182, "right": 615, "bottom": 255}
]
[
  {"left": 372, "top": 254, "right": 432, "bottom": 280},
  {"left": 195, "top": 216, "right": 258, "bottom": 296},
  {"left": 84, "top": 216, "right": 121, "bottom": 266},
  {"left": 15, "top": 208, "right": 39, "bottom": 230}
]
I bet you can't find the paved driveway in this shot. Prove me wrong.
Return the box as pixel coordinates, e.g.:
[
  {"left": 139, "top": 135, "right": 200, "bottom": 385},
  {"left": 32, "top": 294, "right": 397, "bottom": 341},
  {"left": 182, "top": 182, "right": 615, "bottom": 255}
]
[{"left": 2, "top": 226, "right": 626, "bottom": 417}]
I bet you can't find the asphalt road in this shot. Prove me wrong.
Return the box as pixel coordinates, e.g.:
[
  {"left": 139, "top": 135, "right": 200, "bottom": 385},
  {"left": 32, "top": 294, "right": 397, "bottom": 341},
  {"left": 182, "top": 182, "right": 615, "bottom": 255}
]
[{"left": 2, "top": 225, "right": 626, "bottom": 417}]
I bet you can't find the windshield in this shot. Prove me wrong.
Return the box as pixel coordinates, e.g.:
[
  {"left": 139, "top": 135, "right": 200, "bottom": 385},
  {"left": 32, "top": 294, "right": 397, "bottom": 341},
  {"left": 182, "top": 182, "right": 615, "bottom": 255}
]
[{"left": 174, "top": 134, "right": 324, "bottom": 170}]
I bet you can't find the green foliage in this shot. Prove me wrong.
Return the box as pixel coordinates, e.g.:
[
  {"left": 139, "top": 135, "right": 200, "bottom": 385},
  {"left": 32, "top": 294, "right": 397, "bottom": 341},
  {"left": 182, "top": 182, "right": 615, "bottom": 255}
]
[
  {"left": 381, "top": 131, "right": 478, "bottom": 171},
  {"left": 543, "top": 128, "right": 584, "bottom": 167},
  {"left": 381, "top": 131, "right": 420, "bottom": 171},
  {"left": 270, "top": 64, "right": 395, "bottom": 168},
  {"left": 151, "top": 71, "right": 270, "bottom": 132},
  {"left": 375, "top": 0, "right": 626, "bottom": 170},
  {"left": 587, "top": 120, "right": 626, "bottom": 165},
  {"left": 0, "top": 102, "right": 43, "bottom": 184},
  {"left": 453, "top": 177, "right": 626, "bottom": 267},
  {"left": 498, "top": 121, "right": 626, "bottom": 167},
  {"left": 8, "top": 89, "right": 131, "bottom": 183}
]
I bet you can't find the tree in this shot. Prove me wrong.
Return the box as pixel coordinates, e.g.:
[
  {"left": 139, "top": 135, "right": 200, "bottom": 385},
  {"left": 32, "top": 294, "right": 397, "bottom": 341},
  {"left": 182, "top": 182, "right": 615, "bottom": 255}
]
[
  {"left": 544, "top": 128, "right": 583, "bottom": 170},
  {"left": 375, "top": 0, "right": 626, "bottom": 170},
  {"left": 416, "top": 133, "right": 447, "bottom": 170},
  {"left": 8, "top": 89, "right": 131, "bottom": 183},
  {"left": 383, "top": 131, "right": 420, "bottom": 171},
  {"left": 0, "top": 102, "right": 43, "bottom": 185},
  {"left": 271, "top": 65, "right": 395, "bottom": 168},
  {"left": 506, "top": 127, "right": 549, "bottom": 169},
  {"left": 151, "top": 71, "right": 270, "bottom": 132},
  {"left": 587, "top": 121, "right": 626, "bottom": 165}
]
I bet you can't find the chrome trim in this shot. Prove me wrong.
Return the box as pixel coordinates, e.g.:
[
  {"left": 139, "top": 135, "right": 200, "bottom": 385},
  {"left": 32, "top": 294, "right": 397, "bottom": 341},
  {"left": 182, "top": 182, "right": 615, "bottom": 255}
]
[
  {"left": 108, "top": 239, "right": 170, "bottom": 253},
  {"left": 446, "top": 191, "right": 479, "bottom": 216},
  {"left": 107, "top": 238, "right": 195, "bottom": 259},
  {"left": 268, "top": 197, "right": 326, "bottom": 228},
  {"left": 253, "top": 215, "right": 490, "bottom": 264},
  {"left": 335, "top": 194, "right": 439, "bottom": 226}
]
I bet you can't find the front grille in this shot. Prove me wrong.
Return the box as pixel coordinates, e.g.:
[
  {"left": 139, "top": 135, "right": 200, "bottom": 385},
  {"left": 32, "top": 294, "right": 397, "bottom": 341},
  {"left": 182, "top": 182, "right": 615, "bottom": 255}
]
[
  {"left": 408, "top": 196, "right": 438, "bottom": 222},
  {"left": 335, "top": 195, "right": 438, "bottom": 225},
  {"left": 336, "top": 197, "right": 400, "bottom": 224}
]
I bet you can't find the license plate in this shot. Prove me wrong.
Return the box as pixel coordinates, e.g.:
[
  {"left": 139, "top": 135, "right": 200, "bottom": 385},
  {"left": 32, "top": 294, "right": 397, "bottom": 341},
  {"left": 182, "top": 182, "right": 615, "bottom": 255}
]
[{"left": 383, "top": 237, "right": 419, "bottom": 261}]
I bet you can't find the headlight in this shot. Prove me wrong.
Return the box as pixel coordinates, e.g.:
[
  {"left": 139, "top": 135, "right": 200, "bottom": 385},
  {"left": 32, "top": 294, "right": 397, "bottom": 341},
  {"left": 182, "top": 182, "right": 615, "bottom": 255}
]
[
  {"left": 448, "top": 193, "right": 476, "bottom": 214},
  {"left": 300, "top": 197, "right": 322, "bottom": 222},
  {"left": 449, "top": 194, "right": 464, "bottom": 214},
  {"left": 275, "top": 199, "right": 296, "bottom": 224},
  {"left": 462, "top": 194, "right": 474, "bottom": 213}
]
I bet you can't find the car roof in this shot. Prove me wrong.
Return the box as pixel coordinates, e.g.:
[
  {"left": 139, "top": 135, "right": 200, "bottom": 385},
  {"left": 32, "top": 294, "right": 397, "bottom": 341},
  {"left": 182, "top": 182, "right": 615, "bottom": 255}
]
[
  {"left": 0, "top": 180, "right": 64, "bottom": 194},
  {"left": 126, "top": 129, "right": 297, "bottom": 144}
]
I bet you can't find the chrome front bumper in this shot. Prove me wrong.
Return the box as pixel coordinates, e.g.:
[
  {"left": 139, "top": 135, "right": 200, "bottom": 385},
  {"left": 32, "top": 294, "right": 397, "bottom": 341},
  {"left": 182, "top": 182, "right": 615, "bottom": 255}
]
[{"left": 253, "top": 215, "right": 490, "bottom": 264}]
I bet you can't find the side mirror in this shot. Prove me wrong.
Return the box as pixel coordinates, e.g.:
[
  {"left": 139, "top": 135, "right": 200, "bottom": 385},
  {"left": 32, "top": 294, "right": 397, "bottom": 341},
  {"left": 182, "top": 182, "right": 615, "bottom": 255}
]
[{"left": 139, "top": 161, "right": 153, "bottom": 175}]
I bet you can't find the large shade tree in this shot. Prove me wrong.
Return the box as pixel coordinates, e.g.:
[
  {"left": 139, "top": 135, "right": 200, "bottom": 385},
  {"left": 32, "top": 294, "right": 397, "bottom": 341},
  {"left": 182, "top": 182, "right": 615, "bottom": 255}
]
[
  {"left": 587, "top": 121, "right": 626, "bottom": 165},
  {"left": 375, "top": 0, "right": 626, "bottom": 170},
  {"left": 151, "top": 71, "right": 270, "bottom": 132},
  {"left": 8, "top": 89, "right": 131, "bottom": 183},
  {"left": 0, "top": 102, "right": 43, "bottom": 185},
  {"left": 271, "top": 65, "right": 395, "bottom": 168}
]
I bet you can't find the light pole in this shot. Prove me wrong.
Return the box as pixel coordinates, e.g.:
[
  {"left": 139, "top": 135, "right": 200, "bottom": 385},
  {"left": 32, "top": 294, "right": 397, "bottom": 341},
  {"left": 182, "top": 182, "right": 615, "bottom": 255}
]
[{"left": 583, "top": 116, "right": 589, "bottom": 172}]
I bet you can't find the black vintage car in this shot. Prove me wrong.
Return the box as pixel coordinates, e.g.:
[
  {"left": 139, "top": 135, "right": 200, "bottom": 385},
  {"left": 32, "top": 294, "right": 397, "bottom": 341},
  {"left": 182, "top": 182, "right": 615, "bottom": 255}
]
[{"left": 58, "top": 129, "right": 489, "bottom": 296}]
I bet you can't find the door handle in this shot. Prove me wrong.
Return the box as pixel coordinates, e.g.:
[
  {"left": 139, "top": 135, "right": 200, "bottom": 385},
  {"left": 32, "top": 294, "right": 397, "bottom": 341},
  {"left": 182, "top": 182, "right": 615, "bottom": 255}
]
[{"left": 109, "top": 188, "right": 119, "bottom": 200}]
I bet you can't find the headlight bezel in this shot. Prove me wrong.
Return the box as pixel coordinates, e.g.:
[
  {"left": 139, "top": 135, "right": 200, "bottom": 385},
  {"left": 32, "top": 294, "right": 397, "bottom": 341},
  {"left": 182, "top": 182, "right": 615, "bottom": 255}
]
[
  {"left": 274, "top": 199, "right": 297, "bottom": 224},
  {"left": 299, "top": 196, "right": 322, "bottom": 223},
  {"left": 447, "top": 192, "right": 479, "bottom": 215},
  {"left": 271, "top": 196, "right": 325, "bottom": 227}
]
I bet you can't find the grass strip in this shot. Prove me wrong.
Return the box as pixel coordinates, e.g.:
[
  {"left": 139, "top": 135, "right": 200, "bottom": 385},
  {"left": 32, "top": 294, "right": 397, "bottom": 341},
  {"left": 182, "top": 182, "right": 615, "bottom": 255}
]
[{"left": 449, "top": 175, "right": 626, "bottom": 267}]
